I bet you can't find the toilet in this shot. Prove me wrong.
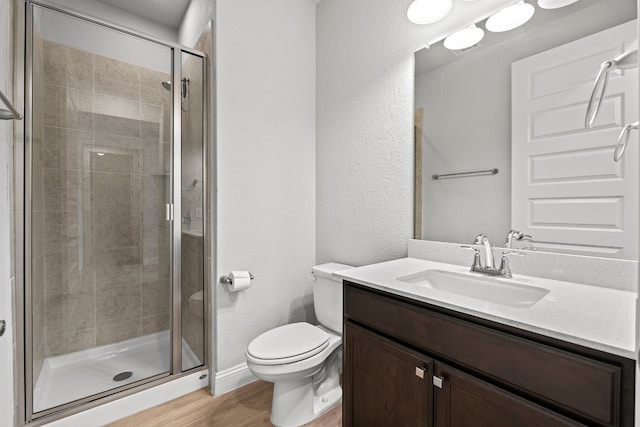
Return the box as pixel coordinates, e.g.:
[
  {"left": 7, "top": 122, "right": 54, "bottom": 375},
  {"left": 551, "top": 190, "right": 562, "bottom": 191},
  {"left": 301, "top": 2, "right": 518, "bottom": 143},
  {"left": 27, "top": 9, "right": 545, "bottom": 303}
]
[
  {"left": 245, "top": 263, "right": 354, "bottom": 427},
  {"left": 188, "top": 290, "right": 203, "bottom": 318}
]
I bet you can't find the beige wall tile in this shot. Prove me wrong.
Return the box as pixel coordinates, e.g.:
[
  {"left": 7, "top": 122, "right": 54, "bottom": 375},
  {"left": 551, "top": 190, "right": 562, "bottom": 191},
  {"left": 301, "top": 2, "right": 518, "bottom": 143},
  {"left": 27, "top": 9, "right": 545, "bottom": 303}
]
[
  {"left": 96, "top": 319, "right": 142, "bottom": 347},
  {"left": 140, "top": 68, "right": 171, "bottom": 106},
  {"left": 141, "top": 245, "right": 170, "bottom": 282},
  {"left": 141, "top": 210, "right": 169, "bottom": 248},
  {"left": 44, "top": 290, "right": 96, "bottom": 337},
  {"left": 44, "top": 328, "right": 96, "bottom": 357},
  {"left": 141, "top": 279, "right": 170, "bottom": 317},
  {"left": 43, "top": 168, "right": 81, "bottom": 211},
  {"left": 43, "top": 127, "right": 94, "bottom": 171},
  {"left": 141, "top": 138, "right": 166, "bottom": 176},
  {"left": 95, "top": 93, "right": 139, "bottom": 120},
  {"left": 43, "top": 84, "right": 67, "bottom": 127},
  {"left": 43, "top": 250, "right": 95, "bottom": 295},
  {"left": 95, "top": 132, "right": 140, "bottom": 150},
  {"left": 67, "top": 47, "right": 94, "bottom": 91},
  {"left": 92, "top": 171, "right": 139, "bottom": 212},
  {"left": 141, "top": 175, "right": 169, "bottom": 212},
  {"left": 96, "top": 285, "right": 141, "bottom": 326},
  {"left": 141, "top": 313, "right": 170, "bottom": 335},
  {"left": 31, "top": 210, "right": 44, "bottom": 260},
  {"left": 94, "top": 246, "right": 141, "bottom": 288},
  {"left": 94, "top": 114, "right": 140, "bottom": 138},
  {"left": 94, "top": 55, "right": 141, "bottom": 101},
  {"left": 44, "top": 211, "right": 79, "bottom": 254},
  {"left": 43, "top": 40, "right": 68, "bottom": 87},
  {"left": 92, "top": 151, "right": 136, "bottom": 175},
  {"left": 94, "top": 209, "right": 141, "bottom": 250},
  {"left": 66, "top": 89, "right": 94, "bottom": 131}
]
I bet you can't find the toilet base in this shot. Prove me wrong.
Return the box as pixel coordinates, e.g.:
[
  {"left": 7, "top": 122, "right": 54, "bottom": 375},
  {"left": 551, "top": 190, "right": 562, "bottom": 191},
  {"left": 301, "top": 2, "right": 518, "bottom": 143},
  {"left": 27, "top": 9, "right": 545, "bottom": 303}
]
[{"left": 270, "top": 377, "right": 341, "bottom": 427}]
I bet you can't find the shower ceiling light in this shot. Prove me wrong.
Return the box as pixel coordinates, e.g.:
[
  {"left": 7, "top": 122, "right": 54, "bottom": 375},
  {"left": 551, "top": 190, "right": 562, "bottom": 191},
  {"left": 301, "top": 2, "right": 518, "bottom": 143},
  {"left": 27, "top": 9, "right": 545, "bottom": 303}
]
[
  {"left": 485, "top": 1, "right": 535, "bottom": 32},
  {"left": 444, "top": 25, "right": 485, "bottom": 50},
  {"left": 537, "top": 0, "right": 579, "bottom": 9},
  {"left": 407, "top": 0, "right": 453, "bottom": 25}
]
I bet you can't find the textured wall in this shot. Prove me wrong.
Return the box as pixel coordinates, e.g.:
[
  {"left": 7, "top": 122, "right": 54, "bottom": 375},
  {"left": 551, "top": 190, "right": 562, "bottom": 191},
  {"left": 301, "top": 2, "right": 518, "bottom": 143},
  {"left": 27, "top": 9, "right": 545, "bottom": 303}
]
[
  {"left": 214, "top": 0, "right": 316, "bottom": 371},
  {"left": 316, "top": 0, "right": 435, "bottom": 266}
]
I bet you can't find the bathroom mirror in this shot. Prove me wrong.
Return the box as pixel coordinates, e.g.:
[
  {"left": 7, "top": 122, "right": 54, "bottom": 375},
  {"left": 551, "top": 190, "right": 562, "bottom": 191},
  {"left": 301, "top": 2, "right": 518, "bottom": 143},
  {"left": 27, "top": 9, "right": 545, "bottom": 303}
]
[{"left": 414, "top": 0, "right": 639, "bottom": 259}]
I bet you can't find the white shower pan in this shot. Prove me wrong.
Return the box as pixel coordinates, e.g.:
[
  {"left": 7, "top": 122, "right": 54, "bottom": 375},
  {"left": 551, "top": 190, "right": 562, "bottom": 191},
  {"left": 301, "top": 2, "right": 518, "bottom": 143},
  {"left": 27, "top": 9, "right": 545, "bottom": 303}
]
[{"left": 33, "top": 331, "right": 201, "bottom": 413}]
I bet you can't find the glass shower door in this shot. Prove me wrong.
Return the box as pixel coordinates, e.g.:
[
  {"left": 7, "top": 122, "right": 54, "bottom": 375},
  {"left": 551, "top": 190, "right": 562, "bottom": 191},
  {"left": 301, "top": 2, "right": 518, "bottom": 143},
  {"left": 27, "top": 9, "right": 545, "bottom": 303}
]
[
  {"left": 29, "top": 5, "right": 174, "bottom": 414},
  {"left": 180, "top": 51, "right": 205, "bottom": 371}
]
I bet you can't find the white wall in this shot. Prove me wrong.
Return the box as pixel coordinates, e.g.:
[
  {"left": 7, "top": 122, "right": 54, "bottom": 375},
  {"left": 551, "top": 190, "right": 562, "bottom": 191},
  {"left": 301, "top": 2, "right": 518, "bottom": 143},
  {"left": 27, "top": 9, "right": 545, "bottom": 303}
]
[
  {"left": 316, "top": 0, "right": 437, "bottom": 266},
  {"left": 0, "top": 1, "right": 16, "bottom": 425},
  {"left": 178, "top": 0, "right": 215, "bottom": 48},
  {"left": 214, "top": 0, "right": 316, "bottom": 372},
  {"left": 36, "top": 7, "right": 172, "bottom": 72},
  {"left": 40, "top": 0, "right": 177, "bottom": 42}
]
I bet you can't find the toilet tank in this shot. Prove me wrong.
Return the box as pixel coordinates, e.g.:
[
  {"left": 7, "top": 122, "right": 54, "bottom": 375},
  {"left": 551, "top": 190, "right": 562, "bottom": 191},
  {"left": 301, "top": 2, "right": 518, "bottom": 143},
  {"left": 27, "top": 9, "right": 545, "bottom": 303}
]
[{"left": 311, "top": 263, "right": 354, "bottom": 334}]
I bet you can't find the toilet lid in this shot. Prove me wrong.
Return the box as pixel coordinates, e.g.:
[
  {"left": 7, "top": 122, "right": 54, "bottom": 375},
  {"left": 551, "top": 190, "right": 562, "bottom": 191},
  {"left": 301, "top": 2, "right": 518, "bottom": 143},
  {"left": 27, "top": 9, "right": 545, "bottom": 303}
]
[{"left": 247, "top": 322, "right": 330, "bottom": 364}]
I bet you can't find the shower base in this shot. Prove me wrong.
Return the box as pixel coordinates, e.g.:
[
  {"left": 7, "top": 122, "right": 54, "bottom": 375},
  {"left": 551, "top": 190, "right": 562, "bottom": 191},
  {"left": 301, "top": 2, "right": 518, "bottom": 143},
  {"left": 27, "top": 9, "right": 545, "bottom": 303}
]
[{"left": 33, "top": 330, "right": 201, "bottom": 413}]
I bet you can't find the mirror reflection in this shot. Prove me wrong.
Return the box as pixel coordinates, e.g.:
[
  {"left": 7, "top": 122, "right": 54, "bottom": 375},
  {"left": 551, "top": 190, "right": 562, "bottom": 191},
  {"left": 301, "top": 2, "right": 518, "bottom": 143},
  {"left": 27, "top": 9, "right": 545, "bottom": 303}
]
[{"left": 414, "top": 0, "right": 638, "bottom": 259}]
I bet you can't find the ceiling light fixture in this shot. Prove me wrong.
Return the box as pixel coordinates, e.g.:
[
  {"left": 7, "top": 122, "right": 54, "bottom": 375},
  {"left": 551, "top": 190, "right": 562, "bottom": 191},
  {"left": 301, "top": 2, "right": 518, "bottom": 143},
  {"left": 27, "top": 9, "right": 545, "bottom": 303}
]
[
  {"left": 537, "top": 0, "right": 579, "bottom": 9},
  {"left": 485, "top": 1, "right": 535, "bottom": 33},
  {"left": 444, "top": 25, "right": 485, "bottom": 50},
  {"left": 407, "top": 0, "right": 453, "bottom": 25}
]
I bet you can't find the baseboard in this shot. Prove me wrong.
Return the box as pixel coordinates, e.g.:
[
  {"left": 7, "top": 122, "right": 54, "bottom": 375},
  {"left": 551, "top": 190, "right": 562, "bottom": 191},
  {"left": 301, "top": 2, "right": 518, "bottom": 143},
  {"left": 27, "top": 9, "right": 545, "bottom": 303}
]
[{"left": 213, "top": 363, "right": 257, "bottom": 396}]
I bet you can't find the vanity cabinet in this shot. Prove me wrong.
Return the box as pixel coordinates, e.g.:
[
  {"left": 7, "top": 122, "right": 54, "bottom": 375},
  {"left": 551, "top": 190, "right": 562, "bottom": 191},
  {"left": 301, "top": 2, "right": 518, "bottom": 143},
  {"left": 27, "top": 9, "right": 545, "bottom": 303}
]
[
  {"left": 344, "top": 323, "right": 433, "bottom": 426},
  {"left": 343, "top": 282, "right": 635, "bottom": 427}
]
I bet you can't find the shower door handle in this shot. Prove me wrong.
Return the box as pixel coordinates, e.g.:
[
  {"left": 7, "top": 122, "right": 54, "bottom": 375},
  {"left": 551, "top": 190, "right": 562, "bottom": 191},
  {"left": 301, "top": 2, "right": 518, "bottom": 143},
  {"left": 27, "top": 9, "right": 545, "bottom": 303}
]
[
  {"left": 0, "top": 320, "right": 5, "bottom": 337},
  {"left": 165, "top": 204, "right": 174, "bottom": 222}
]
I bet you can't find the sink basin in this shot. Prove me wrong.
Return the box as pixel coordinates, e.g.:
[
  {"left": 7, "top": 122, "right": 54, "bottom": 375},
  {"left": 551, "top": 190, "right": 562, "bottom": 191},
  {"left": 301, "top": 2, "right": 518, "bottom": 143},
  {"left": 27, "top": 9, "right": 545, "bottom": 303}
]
[{"left": 396, "top": 269, "right": 549, "bottom": 308}]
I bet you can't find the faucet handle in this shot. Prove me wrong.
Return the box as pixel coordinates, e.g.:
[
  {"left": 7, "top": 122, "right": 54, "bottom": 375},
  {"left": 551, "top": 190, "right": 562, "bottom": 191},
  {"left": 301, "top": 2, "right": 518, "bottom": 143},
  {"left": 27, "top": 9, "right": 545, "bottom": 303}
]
[
  {"left": 501, "top": 250, "right": 525, "bottom": 257},
  {"left": 498, "top": 251, "right": 524, "bottom": 278},
  {"left": 461, "top": 245, "right": 482, "bottom": 272}
]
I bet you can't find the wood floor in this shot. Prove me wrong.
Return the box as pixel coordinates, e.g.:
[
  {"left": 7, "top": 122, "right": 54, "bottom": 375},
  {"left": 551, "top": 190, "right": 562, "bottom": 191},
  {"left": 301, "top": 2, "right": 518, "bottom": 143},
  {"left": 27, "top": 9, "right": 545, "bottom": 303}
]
[{"left": 108, "top": 380, "right": 342, "bottom": 427}]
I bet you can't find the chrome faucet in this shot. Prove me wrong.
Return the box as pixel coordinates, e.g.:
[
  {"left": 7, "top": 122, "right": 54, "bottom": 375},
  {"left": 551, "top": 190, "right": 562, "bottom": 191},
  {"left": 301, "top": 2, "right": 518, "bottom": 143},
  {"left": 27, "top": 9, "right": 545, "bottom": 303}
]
[
  {"left": 504, "top": 230, "right": 532, "bottom": 248},
  {"left": 474, "top": 234, "right": 495, "bottom": 270},
  {"left": 461, "top": 234, "right": 525, "bottom": 278}
]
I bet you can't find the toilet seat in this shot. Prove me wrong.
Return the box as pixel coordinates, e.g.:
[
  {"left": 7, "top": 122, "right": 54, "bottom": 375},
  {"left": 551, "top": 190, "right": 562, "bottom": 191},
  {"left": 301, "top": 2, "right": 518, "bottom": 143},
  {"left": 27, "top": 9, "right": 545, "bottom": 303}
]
[{"left": 247, "top": 322, "right": 330, "bottom": 366}]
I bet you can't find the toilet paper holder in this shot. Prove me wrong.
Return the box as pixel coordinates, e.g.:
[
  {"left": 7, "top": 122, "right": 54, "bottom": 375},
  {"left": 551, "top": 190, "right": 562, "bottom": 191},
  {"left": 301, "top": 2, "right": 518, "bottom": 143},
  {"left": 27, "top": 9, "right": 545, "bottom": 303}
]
[{"left": 219, "top": 272, "right": 254, "bottom": 285}]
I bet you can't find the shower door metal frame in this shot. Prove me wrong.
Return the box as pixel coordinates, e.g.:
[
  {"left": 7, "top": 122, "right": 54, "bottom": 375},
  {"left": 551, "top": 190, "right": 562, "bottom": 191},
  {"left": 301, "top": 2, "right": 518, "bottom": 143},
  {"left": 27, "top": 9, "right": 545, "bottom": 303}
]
[{"left": 20, "top": 1, "right": 210, "bottom": 424}]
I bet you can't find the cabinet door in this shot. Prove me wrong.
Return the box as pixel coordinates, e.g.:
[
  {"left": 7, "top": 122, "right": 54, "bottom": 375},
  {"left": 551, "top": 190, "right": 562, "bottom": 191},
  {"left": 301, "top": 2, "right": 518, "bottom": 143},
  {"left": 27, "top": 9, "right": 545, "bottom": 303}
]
[
  {"left": 434, "top": 363, "right": 583, "bottom": 427},
  {"left": 344, "top": 322, "right": 433, "bottom": 427}
]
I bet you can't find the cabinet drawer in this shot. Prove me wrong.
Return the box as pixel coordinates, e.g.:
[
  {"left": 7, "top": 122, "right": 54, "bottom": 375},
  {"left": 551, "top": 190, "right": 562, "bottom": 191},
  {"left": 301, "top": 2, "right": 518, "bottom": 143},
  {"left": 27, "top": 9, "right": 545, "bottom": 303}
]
[{"left": 345, "top": 284, "right": 622, "bottom": 426}]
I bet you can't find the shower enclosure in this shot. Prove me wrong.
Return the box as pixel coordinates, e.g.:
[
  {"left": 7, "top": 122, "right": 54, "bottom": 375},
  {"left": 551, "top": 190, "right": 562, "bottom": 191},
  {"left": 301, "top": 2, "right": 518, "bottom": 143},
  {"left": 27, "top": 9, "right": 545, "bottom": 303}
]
[{"left": 21, "top": 2, "right": 208, "bottom": 421}]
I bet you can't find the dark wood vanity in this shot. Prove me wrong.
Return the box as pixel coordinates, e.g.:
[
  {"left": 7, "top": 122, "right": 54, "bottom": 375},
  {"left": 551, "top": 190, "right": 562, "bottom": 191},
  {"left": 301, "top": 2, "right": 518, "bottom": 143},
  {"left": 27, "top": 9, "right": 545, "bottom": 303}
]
[{"left": 343, "top": 281, "right": 635, "bottom": 427}]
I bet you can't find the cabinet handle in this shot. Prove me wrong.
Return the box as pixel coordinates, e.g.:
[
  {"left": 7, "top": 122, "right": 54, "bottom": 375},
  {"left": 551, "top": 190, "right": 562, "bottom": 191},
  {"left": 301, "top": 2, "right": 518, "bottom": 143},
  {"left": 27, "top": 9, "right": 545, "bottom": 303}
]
[
  {"left": 433, "top": 376, "right": 444, "bottom": 389},
  {"left": 415, "top": 367, "right": 425, "bottom": 379}
]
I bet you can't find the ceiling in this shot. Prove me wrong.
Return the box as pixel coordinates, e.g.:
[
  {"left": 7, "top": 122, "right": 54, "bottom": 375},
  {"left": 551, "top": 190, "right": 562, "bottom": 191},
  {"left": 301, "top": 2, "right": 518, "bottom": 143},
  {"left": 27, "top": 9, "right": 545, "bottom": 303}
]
[{"left": 97, "top": 0, "right": 191, "bottom": 28}]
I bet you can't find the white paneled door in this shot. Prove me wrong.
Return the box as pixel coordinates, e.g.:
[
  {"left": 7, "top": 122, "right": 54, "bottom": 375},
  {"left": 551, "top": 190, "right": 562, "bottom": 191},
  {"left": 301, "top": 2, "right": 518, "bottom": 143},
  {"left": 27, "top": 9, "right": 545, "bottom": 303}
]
[{"left": 512, "top": 20, "right": 638, "bottom": 259}]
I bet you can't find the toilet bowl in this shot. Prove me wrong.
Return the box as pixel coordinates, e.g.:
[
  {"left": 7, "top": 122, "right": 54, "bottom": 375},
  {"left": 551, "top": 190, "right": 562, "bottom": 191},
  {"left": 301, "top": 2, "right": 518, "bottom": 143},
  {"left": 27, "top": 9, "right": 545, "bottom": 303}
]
[
  {"left": 245, "top": 263, "right": 354, "bottom": 427},
  {"left": 188, "top": 290, "right": 203, "bottom": 318}
]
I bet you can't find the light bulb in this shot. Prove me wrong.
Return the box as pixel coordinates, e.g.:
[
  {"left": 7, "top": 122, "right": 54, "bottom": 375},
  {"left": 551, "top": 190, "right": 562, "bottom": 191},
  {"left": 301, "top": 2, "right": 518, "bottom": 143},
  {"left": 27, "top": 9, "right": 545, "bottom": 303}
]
[
  {"left": 407, "top": 0, "right": 453, "bottom": 25},
  {"left": 538, "top": 0, "right": 579, "bottom": 9},
  {"left": 486, "top": 1, "right": 535, "bottom": 33},
  {"left": 444, "top": 25, "right": 485, "bottom": 50}
]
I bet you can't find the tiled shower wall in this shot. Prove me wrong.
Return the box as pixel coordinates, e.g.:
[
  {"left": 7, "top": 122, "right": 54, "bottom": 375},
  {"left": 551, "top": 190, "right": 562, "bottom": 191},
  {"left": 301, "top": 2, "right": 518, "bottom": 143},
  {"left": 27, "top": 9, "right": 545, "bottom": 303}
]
[{"left": 34, "top": 37, "right": 173, "bottom": 359}]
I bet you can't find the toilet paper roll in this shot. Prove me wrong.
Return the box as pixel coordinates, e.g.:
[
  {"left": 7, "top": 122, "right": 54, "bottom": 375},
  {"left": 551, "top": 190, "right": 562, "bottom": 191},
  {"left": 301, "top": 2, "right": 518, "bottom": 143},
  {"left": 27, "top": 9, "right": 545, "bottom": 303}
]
[{"left": 228, "top": 270, "right": 251, "bottom": 292}]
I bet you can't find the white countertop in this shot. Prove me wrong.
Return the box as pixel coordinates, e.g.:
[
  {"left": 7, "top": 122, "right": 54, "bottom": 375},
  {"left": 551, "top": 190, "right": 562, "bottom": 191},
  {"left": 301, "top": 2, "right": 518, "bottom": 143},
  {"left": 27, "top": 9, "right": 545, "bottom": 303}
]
[{"left": 335, "top": 257, "right": 638, "bottom": 359}]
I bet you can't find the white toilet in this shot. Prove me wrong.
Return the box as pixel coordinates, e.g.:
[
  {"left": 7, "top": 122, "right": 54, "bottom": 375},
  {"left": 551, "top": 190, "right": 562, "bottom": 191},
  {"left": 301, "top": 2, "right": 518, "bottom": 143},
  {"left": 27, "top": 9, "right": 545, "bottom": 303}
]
[{"left": 245, "top": 262, "right": 353, "bottom": 427}]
